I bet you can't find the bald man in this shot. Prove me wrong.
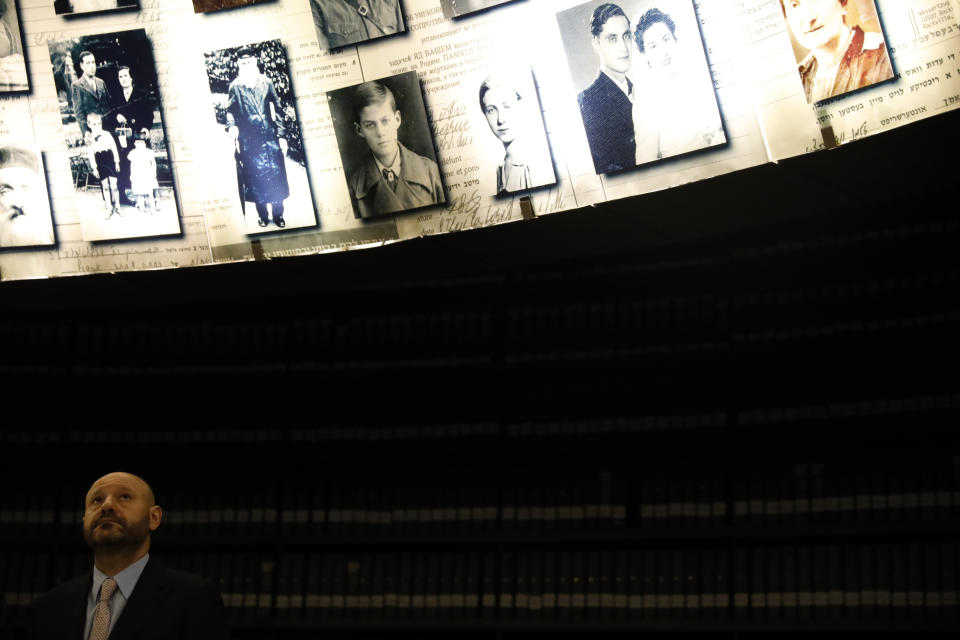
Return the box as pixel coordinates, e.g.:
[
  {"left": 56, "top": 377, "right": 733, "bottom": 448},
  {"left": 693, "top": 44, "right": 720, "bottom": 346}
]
[{"left": 30, "top": 472, "right": 230, "bottom": 640}]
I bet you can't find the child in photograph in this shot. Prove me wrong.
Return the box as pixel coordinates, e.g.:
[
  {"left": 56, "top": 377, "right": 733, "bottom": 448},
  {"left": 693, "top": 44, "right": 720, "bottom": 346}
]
[
  {"left": 86, "top": 112, "right": 121, "bottom": 219},
  {"left": 127, "top": 132, "right": 160, "bottom": 213},
  {"left": 348, "top": 81, "right": 443, "bottom": 218}
]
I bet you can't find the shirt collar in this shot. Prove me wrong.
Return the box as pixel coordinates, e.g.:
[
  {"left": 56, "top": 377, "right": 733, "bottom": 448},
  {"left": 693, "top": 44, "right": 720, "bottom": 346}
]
[
  {"left": 91, "top": 553, "right": 150, "bottom": 602},
  {"left": 373, "top": 148, "right": 401, "bottom": 175}
]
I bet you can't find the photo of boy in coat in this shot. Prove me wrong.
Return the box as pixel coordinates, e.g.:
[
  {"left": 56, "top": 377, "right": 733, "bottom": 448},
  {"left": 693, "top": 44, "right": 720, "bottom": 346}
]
[{"left": 329, "top": 72, "right": 445, "bottom": 219}]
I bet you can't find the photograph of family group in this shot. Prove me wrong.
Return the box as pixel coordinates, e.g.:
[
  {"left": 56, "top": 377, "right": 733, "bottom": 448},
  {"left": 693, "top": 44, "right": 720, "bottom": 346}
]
[
  {"left": 47, "top": 29, "right": 181, "bottom": 242},
  {"left": 557, "top": 0, "right": 726, "bottom": 174}
]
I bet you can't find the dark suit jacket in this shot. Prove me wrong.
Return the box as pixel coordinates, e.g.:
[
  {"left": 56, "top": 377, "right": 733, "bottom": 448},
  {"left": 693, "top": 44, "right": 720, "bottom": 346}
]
[
  {"left": 110, "top": 85, "right": 155, "bottom": 136},
  {"left": 577, "top": 71, "right": 636, "bottom": 174},
  {"left": 30, "top": 559, "right": 230, "bottom": 640},
  {"left": 72, "top": 76, "right": 112, "bottom": 136}
]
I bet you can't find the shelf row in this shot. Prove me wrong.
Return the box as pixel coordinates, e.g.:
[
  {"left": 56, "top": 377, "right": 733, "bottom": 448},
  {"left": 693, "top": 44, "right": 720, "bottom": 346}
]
[{"left": 5, "top": 542, "right": 960, "bottom": 623}]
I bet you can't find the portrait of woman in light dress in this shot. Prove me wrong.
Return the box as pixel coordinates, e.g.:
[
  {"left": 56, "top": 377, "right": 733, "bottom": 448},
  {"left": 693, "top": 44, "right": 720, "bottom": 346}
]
[
  {"left": 478, "top": 70, "right": 556, "bottom": 195},
  {"left": 629, "top": 2, "right": 725, "bottom": 165}
]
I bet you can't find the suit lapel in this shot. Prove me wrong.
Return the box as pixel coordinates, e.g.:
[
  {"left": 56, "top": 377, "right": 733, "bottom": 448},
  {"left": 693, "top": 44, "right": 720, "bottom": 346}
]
[{"left": 107, "top": 560, "right": 170, "bottom": 640}]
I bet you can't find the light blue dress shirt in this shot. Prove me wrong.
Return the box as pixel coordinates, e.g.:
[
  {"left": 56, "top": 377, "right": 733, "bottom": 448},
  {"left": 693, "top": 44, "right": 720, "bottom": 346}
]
[{"left": 84, "top": 553, "right": 150, "bottom": 640}]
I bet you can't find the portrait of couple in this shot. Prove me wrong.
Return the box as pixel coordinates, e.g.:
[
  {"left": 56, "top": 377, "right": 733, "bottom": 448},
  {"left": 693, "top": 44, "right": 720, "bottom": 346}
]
[{"left": 558, "top": 0, "right": 726, "bottom": 175}]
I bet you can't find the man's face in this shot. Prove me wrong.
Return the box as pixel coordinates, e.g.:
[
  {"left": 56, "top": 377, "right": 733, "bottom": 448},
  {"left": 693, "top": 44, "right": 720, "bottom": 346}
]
[
  {"left": 783, "top": 0, "right": 847, "bottom": 50},
  {"left": 0, "top": 166, "right": 49, "bottom": 247},
  {"left": 592, "top": 15, "right": 632, "bottom": 75},
  {"left": 118, "top": 68, "right": 132, "bottom": 89},
  {"left": 482, "top": 86, "right": 520, "bottom": 145},
  {"left": 355, "top": 100, "right": 401, "bottom": 161},
  {"left": 82, "top": 472, "right": 160, "bottom": 551},
  {"left": 641, "top": 22, "right": 677, "bottom": 73},
  {"left": 237, "top": 56, "right": 258, "bottom": 80},
  {"left": 80, "top": 54, "right": 96, "bottom": 78}
]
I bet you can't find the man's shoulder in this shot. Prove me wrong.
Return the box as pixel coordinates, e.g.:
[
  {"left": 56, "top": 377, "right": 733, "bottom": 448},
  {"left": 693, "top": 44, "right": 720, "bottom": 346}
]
[
  {"left": 578, "top": 74, "right": 610, "bottom": 108},
  {"left": 399, "top": 143, "right": 441, "bottom": 186},
  {"left": 348, "top": 155, "right": 374, "bottom": 182},
  {"left": 403, "top": 145, "right": 439, "bottom": 172}
]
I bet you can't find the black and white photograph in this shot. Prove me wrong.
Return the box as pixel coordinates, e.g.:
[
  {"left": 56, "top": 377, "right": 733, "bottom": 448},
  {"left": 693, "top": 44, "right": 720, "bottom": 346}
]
[
  {"left": 54, "top": 0, "right": 139, "bottom": 16},
  {"left": 439, "top": 0, "right": 520, "bottom": 20},
  {"left": 192, "top": 0, "right": 274, "bottom": 13},
  {"left": 204, "top": 39, "right": 315, "bottom": 233},
  {"left": 477, "top": 67, "right": 555, "bottom": 196},
  {"left": 778, "top": 0, "right": 894, "bottom": 103},
  {"left": 0, "top": 145, "right": 55, "bottom": 248},
  {"left": 48, "top": 29, "right": 181, "bottom": 242},
  {"left": 0, "top": 0, "right": 28, "bottom": 92},
  {"left": 310, "top": 0, "right": 406, "bottom": 50},
  {"left": 327, "top": 70, "right": 445, "bottom": 219},
  {"left": 557, "top": 0, "right": 725, "bottom": 174}
]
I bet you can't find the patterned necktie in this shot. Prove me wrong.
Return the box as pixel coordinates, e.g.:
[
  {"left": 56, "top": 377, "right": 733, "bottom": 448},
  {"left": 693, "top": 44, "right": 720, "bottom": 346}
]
[
  {"left": 382, "top": 168, "right": 398, "bottom": 192},
  {"left": 89, "top": 577, "right": 117, "bottom": 640}
]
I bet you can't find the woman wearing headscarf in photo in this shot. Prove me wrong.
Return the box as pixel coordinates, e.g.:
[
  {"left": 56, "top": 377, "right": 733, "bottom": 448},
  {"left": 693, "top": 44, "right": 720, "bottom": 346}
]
[
  {"left": 0, "top": 0, "right": 27, "bottom": 91},
  {"left": 479, "top": 71, "right": 555, "bottom": 195},
  {"left": 630, "top": 5, "right": 724, "bottom": 165}
]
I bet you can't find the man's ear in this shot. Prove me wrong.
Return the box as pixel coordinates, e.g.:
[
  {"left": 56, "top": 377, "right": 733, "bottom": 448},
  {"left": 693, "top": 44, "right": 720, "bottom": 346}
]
[
  {"left": 354, "top": 122, "right": 362, "bottom": 138},
  {"left": 394, "top": 111, "right": 402, "bottom": 128},
  {"left": 149, "top": 505, "right": 162, "bottom": 532},
  {"left": 591, "top": 36, "right": 600, "bottom": 54}
]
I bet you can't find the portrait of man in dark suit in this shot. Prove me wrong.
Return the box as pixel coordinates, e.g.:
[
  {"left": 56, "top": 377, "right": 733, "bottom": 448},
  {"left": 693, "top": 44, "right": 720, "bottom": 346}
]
[
  {"left": 575, "top": 3, "right": 636, "bottom": 174},
  {"left": 30, "top": 472, "right": 230, "bottom": 640},
  {"left": 72, "top": 50, "right": 112, "bottom": 138}
]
